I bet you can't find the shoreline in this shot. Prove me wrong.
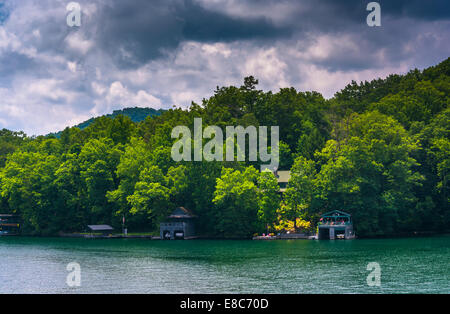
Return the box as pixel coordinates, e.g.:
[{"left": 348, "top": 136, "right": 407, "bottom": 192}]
[{"left": 1, "top": 231, "right": 449, "bottom": 241}]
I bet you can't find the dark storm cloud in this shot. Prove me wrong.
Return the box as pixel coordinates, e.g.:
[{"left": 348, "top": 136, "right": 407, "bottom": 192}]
[
  {"left": 96, "top": 0, "right": 291, "bottom": 68},
  {"left": 180, "top": 0, "right": 290, "bottom": 41},
  {"left": 265, "top": 0, "right": 450, "bottom": 72},
  {"left": 0, "top": 3, "right": 9, "bottom": 24},
  {"left": 293, "top": 0, "right": 450, "bottom": 25},
  {"left": 90, "top": 0, "right": 450, "bottom": 71},
  {"left": 374, "top": 0, "right": 450, "bottom": 21},
  {"left": 0, "top": 0, "right": 449, "bottom": 135},
  {"left": 0, "top": 52, "right": 38, "bottom": 85}
]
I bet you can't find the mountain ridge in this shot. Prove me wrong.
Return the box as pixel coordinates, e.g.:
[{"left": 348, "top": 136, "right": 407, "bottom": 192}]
[{"left": 50, "top": 107, "right": 165, "bottom": 137}]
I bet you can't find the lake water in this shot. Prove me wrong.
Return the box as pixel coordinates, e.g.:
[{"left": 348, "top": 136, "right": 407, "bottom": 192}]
[{"left": 0, "top": 236, "right": 449, "bottom": 293}]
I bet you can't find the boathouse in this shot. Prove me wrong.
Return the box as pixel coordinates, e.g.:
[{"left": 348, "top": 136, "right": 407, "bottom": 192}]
[
  {"left": 0, "top": 214, "right": 20, "bottom": 235},
  {"left": 87, "top": 224, "right": 114, "bottom": 235},
  {"left": 318, "top": 210, "right": 355, "bottom": 240},
  {"left": 160, "top": 207, "right": 196, "bottom": 240}
]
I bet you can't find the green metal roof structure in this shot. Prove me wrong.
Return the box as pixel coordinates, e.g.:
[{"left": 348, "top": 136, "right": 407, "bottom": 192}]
[{"left": 320, "top": 210, "right": 351, "bottom": 218}]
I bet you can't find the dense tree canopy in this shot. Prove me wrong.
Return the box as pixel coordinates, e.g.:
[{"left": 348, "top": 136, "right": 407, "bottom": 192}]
[{"left": 0, "top": 58, "right": 449, "bottom": 237}]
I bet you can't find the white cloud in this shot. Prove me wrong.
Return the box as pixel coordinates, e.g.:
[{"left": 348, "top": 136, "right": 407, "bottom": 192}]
[
  {"left": 91, "top": 81, "right": 163, "bottom": 116},
  {"left": 65, "top": 32, "right": 94, "bottom": 55},
  {"left": 67, "top": 61, "right": 77, "bottom": 73},
  {"left": 91, "top": 81, "right": 106, "bottom": 95},
  {"left": 0, "top": 0, "right": 448, "bottom": 136},
  {"left": 0, "top": 28, "right": 21, "bottom": 52},
  {"left": 201, "top": 43, "right": 232, "bottom": 57},
  {"left": 294, "top": 63, "right": 410, "bottom": 98},
  {"left": 0, "top": 83, "right": 88, "bottom": 135},
  {"left": 171, "top": 91, "right": 201, "bottom": 107},
  {"left": 243, "top": 47, "right": 289, "bottom": 89}
]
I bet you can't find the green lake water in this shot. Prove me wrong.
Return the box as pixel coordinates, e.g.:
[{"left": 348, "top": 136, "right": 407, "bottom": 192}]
[{"left": 0, "top": 236, "right": 449, "bottom": 293}]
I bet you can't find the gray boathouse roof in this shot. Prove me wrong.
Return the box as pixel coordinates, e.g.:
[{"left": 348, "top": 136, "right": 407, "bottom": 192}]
[{"left": 87, "top": 225, "right": 114, "bottom": 231}]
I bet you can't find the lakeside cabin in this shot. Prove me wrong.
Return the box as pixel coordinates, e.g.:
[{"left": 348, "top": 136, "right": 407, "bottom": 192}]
[
  {"left": 160, "top": 207, "right": 196, "bottom": 240},
  {"left": 0, "top": 214, "right": 20, "bottom": 235},
  {"left": 318, "top": 210, "right": 355, "bottom": 240}
]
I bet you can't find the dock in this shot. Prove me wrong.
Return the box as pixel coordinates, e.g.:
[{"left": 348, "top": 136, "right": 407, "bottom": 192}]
[{"left": 253, "top": 233, "right": 312, "bottom": 240}]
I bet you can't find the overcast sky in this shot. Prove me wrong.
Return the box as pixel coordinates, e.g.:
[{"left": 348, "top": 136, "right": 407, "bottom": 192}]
[{"left": 0, "top": 0, "right": 449, "bottom": 135}]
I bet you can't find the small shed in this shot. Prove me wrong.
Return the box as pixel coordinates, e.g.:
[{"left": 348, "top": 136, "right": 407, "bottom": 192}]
[
  {"left": 87, "top": 225, "right": 114, "bottom": 235},
  {"left": 318, "top": 210, "right": 355, "bottom": 240},
  {"left": 160, "top": 207, "right": 196, "bottom": 240}
]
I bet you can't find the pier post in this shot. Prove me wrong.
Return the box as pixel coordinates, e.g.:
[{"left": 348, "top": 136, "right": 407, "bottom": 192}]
[{"left": 329, "top": 228, "right": 335, "bottom": 240}]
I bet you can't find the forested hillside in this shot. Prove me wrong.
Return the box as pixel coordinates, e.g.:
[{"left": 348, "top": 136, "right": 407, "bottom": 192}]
[
  {"left": 0, "top": 58, "right": 448, "bottom": 238},
  {"left": 50, "top": 107, "right": 165, "bottom": 138}
]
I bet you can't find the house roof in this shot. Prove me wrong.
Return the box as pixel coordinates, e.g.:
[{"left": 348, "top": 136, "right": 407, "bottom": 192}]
[
  {"left": 276, "top": 171, "right": 291, "bottom": 183},
  {"left": 168, "top": 207, "right": 196, "bottom": 219},
  {"left": 272, "top": 170, "right": 290, "bottom": 193},
  {"left": 87, "top": 225, "right": 114, "bottom": 231},
  {"left": 321, "top": 210, "right": 351, "bottom": 217}
]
